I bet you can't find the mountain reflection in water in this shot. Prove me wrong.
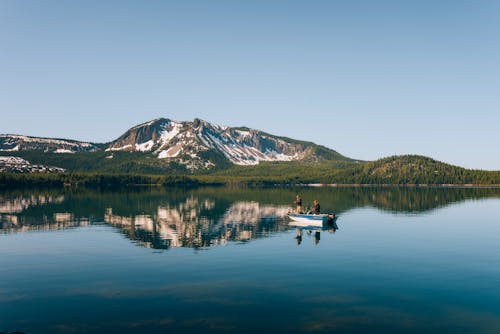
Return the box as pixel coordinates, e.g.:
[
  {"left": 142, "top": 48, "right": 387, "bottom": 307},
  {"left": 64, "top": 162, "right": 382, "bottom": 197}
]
[
  {"left": 1, "top": 186, "right": 500, "bottom": 250},
  {"left": 104, "top": 199, "right": 291, "bottom": 249},
  {"left": 0, "top": 193, "right": 89, "bottom": 233}
]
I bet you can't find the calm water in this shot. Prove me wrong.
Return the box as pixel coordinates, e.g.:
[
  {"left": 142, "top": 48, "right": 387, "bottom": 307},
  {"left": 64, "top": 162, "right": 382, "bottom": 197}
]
[{"left": 1, "top": 187, "right": 500, "bottom": 334}]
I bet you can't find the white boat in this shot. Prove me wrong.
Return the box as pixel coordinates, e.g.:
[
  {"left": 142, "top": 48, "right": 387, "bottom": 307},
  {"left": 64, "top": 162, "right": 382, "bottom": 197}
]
[{"left": 287, "top": 213, "right": 335, "bottom": 227}]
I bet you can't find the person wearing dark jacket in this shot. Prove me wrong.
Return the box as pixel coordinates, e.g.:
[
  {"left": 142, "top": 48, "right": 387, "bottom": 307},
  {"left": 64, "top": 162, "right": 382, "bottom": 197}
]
[{"left": 312, "top": 200, "right": 320, "bottom": 214}]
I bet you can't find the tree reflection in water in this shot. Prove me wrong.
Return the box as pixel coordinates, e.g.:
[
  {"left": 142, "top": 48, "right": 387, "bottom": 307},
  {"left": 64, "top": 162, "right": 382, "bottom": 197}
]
[{"left": 1, "top": 186, "right": 499, "bottom": 249}]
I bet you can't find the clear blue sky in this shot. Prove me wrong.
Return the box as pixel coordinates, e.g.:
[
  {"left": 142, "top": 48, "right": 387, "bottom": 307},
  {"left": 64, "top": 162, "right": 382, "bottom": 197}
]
[{"left": 1, "top": 0, "right": 499, "bottom": 169}]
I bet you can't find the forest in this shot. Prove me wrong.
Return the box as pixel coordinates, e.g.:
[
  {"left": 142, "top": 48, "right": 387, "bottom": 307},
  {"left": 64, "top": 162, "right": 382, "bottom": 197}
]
[{"left": 1, "top": 155, "right": 499, "bottom": 188}]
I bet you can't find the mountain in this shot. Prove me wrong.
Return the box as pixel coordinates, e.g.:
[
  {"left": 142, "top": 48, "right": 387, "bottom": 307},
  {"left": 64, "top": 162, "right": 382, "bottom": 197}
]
[
  {"left": 0, "top": 117, "right": 352, "bottom": 173},
  {"left": 0, "top": 134, "right": 99, "bottom": 153},
  {"left": 0, "top": 156, "right": 65, "bottom": 173},
  {"left": 105, "top": 118, "right": 350, "bottom": 168}
]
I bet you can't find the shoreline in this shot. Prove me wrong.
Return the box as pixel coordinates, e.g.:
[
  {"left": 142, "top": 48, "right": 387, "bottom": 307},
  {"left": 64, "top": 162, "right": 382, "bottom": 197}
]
[
  {"left": 302, "top": 183, "right": 500, "bottom": 188},
  {"left": 2, "top": 176, "right": 500, "bottom": 189}
]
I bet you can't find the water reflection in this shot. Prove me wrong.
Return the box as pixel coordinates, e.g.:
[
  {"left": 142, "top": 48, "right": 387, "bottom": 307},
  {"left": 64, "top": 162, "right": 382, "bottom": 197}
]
[
  {"left": 1, "top": 186, "right": 500, "bottom": 249},
  {"left": 0, "top": 191, "right": 294, "bottom": 249},
  {"left": 104, "top": 200, "right": 290, "bottom": 249},
  {"left": 0, "top": 193, "right": 64, "bottom": 213},
  {"left": 0, "top": 212, "right": 91, "bottom": 234},
  {"left": 0, "top": 193, "right": 90, "bottom": 233},
  {"left": 292, "top": 217, "right": 339, "bottom": 246}
]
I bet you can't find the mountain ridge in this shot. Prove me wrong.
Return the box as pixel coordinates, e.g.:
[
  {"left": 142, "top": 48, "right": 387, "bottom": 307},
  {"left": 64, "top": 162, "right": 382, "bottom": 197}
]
[
  {"left": 1, "top": 117, "right": 353, "bottom": 170},
  {"left": 0, "top": 134, "right": 100, "bottom": 153}
]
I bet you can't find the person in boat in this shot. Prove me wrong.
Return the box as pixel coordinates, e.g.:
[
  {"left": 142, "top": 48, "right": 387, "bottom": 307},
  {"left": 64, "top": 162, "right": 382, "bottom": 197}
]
[
  {"left": 295, "top": 194, "right": 303, "bottom": 213},
  {"left": 312, "top": 200, "right": 320, "bottom": 214}
]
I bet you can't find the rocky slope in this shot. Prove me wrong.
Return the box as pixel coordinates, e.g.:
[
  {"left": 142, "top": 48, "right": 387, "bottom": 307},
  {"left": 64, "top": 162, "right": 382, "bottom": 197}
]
[
  {"left": 0, "top": 156, "right": 65, "bottom": 173},
  {"left": 105, "top": 118, "right": 349, "bottom": 168},
  {"left": 0, "top": 117, "right": 351, "bottom": 171}
]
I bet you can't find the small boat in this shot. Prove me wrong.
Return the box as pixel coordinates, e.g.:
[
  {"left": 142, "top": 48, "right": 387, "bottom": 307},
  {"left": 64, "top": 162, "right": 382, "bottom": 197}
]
[{"left": 287, "top": 212, "right": 335, "bottom": 227}]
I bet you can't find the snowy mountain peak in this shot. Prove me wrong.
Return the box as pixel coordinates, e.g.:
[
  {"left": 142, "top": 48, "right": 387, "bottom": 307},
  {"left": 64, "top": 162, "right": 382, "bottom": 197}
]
[
  {"left": 105, "top": 118, "right": 339, "bottom": 168},
  {"left": 106, "top": 118, "right": 184, "bottom": 152}
]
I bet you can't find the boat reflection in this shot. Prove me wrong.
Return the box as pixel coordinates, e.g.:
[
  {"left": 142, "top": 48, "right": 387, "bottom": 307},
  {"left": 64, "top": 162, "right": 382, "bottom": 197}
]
[{"left": 292, "top": 217, "right": 339, "bottom": 246}]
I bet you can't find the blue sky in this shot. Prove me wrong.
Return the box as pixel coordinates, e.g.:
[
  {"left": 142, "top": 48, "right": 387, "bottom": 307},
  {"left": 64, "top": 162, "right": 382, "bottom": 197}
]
[{"left": 1, "top": 0, "right": 499, "bottom": 169}]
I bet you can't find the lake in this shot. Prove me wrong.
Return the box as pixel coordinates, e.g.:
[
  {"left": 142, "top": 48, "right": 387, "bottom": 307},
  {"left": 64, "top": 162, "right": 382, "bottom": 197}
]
[{"left": 1, "top": 186, "right": 500, "bottom": 334}]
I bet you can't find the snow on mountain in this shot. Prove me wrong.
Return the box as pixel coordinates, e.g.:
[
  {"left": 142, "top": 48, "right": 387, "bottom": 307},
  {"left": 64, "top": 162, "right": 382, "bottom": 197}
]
[
  {"left": 0, "top": 117, "right": 350, "bottom": 171},
  {"left": 0, "top": 135, "right": 98, "bottom": 153},
  {"left": 106, "top": 118, "right": 319, "bottom": 167},
  {"left": 0, "top": 156, "right": 65, "bottom": 173}
]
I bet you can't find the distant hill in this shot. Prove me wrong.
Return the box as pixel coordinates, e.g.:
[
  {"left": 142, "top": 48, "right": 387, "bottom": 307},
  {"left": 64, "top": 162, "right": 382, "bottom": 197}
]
[{"left": 330, "top": 155, "right": 500, "bottom": 185}]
